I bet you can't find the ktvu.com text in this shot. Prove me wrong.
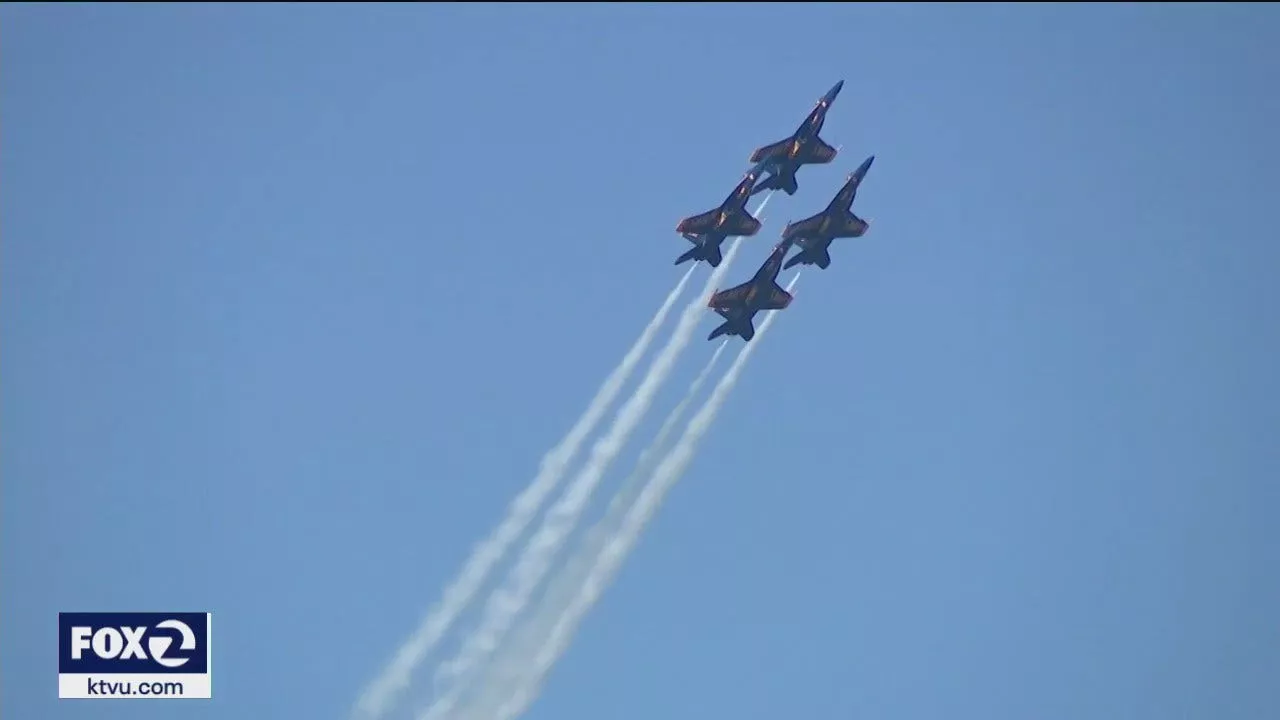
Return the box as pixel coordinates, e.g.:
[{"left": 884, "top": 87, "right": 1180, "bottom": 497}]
[{"left": 58, "top": 612, "right": 213, "bottom": 700}]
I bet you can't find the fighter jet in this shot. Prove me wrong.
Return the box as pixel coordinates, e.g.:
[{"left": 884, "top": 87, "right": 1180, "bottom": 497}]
[
  {"left": 706, "top": 238, "right": 796, "bottom": 342},
  {"left": 674, "top": 170, "right": 764, "bottom": 268},
  {"left": 748, "top": 80, "right": 844, "bottom": 197},
  {"left": 782, "top": 155, "right": 875, "bottom": 270}
]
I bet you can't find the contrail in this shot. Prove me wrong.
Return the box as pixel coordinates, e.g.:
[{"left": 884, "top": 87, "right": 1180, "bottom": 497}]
[
  {"left": 351, "top": 263, "right": 698, "bottom": 720},
  {"left": 418, "top": 193, "right": 773, "bottom": 720},
  {"left": 487, "top": 270, "right": 802, "bottom": 720},
  {"left": 459, "top": 340, "right": 732, "bottom": 720}
]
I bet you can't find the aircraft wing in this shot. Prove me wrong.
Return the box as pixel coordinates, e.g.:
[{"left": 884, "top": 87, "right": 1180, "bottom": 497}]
[
  {"left": 758, "top": 282, "right": 794, "bottom": 311},
  {"left": 783, "top": 214, "right": 825, "bottom": 241},
  {"left": 749, "top": 138, "right": 793, "bottom": 164},
  {"left": 837, "top": 213, "right": 869, "bottom": 236},
  {"left": 802, "top": 138, "right": 838, "bottom": 164},
  {"left": 677, "top": 209, "right": 720, "bottom": 236},
  {"left": 721, "top": 213, "right": 761, "bottom": 238},
  {"left": 708, "top": 282, "right": 752, "bottom": 310}
]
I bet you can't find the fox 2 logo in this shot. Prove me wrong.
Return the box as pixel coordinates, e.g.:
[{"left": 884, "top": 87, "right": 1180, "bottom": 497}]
[{"left": 59, "top": 613, "right": 210, "bottom": 675}]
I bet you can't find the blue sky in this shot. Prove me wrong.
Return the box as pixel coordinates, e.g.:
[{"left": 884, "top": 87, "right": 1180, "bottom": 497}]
[{"left": 4, "top": 4, "right": 1279, "bottom": 720}]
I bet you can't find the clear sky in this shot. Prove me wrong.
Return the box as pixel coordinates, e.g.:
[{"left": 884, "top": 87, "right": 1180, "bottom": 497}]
[{"left": 4, "top": 4, "right": 1279, "bottom": 720}]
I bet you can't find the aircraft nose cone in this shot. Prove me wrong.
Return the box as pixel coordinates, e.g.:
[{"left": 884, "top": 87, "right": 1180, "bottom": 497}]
[{"left": 828, "top": 80, "right": 844, "bottom": 101}]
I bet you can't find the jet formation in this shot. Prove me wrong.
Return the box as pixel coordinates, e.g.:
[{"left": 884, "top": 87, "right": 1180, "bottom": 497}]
[{"left": 671, "top": 80, "right": 877, "bottom": 342}]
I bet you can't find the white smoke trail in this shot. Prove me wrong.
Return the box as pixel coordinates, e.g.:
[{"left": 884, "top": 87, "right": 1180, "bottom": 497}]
[
  {"left": 488, "top": 270, "right": 802, "bottom": 720},
  {"left": 352, "top": 264, "right": 698, "bottom": 720},
  {"left": 417, "top": 194, "right": 773, "bottom": 720},
  {"left": 458, "top": 340, "right": 731, "bottom": 720}
]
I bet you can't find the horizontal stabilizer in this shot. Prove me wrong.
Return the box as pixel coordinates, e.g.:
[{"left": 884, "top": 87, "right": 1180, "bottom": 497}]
[
  {"left": 707, "top": 318, "right": 755, "bottom": 342},
  {"left": 783, "top": 247, "right": 831, "bottom": 270},
  {"left": 751, "top": 172, "right": 797, "bottom": 197},
  {"left": 676, "top": 243, "right": 722, "bottom": 268}
]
